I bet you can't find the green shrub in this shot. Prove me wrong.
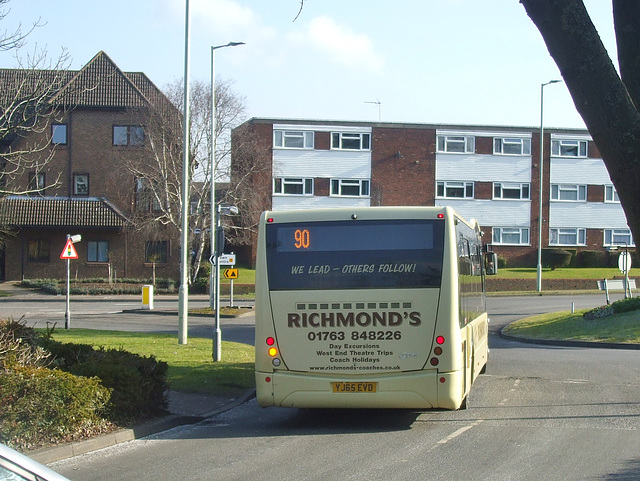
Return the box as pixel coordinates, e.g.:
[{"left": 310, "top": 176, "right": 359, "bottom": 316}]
[
  {"left": 497, "top": 256, "right": 508, "bottom": 269},
  {"left": 191, "top": 276, "right": 209, "bottom": 294},
  {"left": 0, "top": 365, "right": 111, "bottom": 450},
  {"left": 46, "top": 342, "right": 168, "bottom": 422},
  {"left": 611, "top": 296, "right": 640, "bottom": 314},
  {"left": 578, "top": 250, "right": 606, "bottom": 268},
  {"left": 542, "top": 248, "right": 572, "bottom": 270}
]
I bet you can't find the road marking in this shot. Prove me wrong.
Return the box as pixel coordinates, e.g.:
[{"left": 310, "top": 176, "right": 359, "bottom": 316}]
[{"left": 436, "top": 420, "right": 484, "bottom": 445}]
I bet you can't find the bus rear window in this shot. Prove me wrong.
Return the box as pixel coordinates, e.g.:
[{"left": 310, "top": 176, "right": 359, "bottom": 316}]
[{"left": 265, "top": 219, "right": 444, "bottom": 290}]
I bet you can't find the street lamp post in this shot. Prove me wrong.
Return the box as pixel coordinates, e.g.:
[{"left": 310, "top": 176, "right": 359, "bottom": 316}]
[
  {"left": 213, "top": 204, "right": 239, "bottom": 362},
  {"left": 209, "top": 41, "right": 245, "bottom": 311},
  {"left": 537, "top": 79, "right": 562, "bottom": 292},
  {"left": 178, "top": 0, "right": 191, "bottom": 345}
]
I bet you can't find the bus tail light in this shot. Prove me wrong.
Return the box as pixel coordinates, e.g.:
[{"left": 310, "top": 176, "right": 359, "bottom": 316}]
[
  {"left": 430, "top": 357, "right": 439, "bottom": 366},
  {"left": 266, "top": 337, "right": 275, "bottom": 346},
  {"left": 436, "top": 336, "right": 445, "bottom": 345}
]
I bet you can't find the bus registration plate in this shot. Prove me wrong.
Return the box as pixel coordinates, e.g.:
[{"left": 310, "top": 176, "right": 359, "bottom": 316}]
[{"left": 331, "top": 382, "right": 377, "bottom": 393}]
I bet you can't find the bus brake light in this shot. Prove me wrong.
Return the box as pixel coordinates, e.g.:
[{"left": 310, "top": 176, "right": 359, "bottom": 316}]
[
  {"left": 436, "top": 336, "right": 445, "bottom": 345},
  {"left": 266, "top": 337, "right": 275, "bottom": 346}
]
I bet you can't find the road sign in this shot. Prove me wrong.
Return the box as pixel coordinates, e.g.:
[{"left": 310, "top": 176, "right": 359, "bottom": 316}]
[
  {"left": 223, "top": 268, "right": 238, "bottom": 279},
  {"left": 218, "top": 254, "right": 236, "bottom": 266},
  {"left": 618, "top": 251, "right": 632, "bottom": 274},
  {"left": 60, "top": 239, "right": 79, "bottom": 260}
]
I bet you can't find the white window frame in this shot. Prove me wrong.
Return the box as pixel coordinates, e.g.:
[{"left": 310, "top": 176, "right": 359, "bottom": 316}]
[
  {"left": 436, "top": 135, "right": 475, "bottom": 154},
  {"left": 551, "top": 184, "right": 587, "bottom": 202},
  {"left": 493, "top": 182, "right": 530, "bottom": 200},
  {"left": 492, "top": 227, "right": 530, "bottom": 245},
  {"left": 273, "top": 130, "right": 314, "bottom": 149},
  {"left": 273, "top": 177, "right": 314, "bottom": 196},
  {"left": 603, "top": 229, "right": 634, "bottom": 247},
  {"left": 551, "top": 139, "right": 588, "bottom": 158},
  {"left": 549, "top": 228, "right": 587, "bottom": 246},
  {"left": 330, "top": 178, "right": 370, "bottom": 197},
  {"left": 436, "top": 181, "right": 474, "bottom": 199},
  {"left": 493, "top": 137, "right": 531, "bottom": 156},
  {"left": 330, "top": 132, "right": 371, "bottom": 151},
  {"left": 604, "top": 184, "right": 620, "bottom": 203}
]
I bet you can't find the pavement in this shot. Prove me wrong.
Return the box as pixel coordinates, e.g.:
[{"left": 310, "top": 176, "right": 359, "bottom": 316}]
[{"left": 0, "top": 281, "right": 257, "bottom": 464}]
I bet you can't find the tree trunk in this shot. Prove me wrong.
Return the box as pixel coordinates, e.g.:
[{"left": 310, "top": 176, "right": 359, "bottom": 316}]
[{"left": 521, "top": 0, "right": 640, "bottom": 245}]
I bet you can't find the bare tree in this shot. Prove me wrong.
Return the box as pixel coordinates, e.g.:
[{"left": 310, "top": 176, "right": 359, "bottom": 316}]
[
  {"left": 125, "top": 78, "right": 247, "bottom": 282},
  {"left": 0, "top": 0, "right": 71, "bottom": 198},
  {"left": 521, "top": 0, "right": 640, "bottom": 247}
]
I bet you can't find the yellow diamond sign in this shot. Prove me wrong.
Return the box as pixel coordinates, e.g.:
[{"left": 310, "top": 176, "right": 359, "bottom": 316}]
[{"left": 223, "top": 268, "right": 238, "bottom": 279}]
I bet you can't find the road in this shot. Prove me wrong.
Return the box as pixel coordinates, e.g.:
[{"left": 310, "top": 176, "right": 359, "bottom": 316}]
[
  {"left": 0, "top": 296, "right": 256, "bottom": 345},
  {"left": 6, "top": 293, "right": 639, "bottom": 480}
]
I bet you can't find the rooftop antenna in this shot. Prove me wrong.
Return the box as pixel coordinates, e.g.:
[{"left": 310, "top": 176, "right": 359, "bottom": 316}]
[{"left": 365, "top": 99, "right": 381, "bottom": 121}]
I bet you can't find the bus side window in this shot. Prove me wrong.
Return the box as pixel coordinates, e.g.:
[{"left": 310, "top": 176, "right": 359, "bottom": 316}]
[{"left": 485, "top": 252, "right": 498, "bottom": 275}]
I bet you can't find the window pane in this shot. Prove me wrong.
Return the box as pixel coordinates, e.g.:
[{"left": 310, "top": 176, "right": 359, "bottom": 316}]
[
  {"left": 304, "top": 131, "right": 314, "bottom": 148},
  {"left": 145, "top": 241, "right": 167, "bottom": 263},
  {"left": 340, "top": 134, "right": 361, "bottom": 150},
  {"left": 341, "top": 180, "right": 361, "bottom": 196},
  {"left": 130, "top": 126, "right": 144, "bottom": 145},
  {"left": 331, "top": 133, "right": 340, "bottom": 149},
  {"left": 502, "top": 139, "right": 522, "bottom": 155},
  {"left": 113, "top": 126, "right": 128, "bottom": 145},
  {"left": 74, "top": 174, "right": 89, "bottom": 195},
  {"left": 362, "top": 133, "right": 370, "bottom": 150},
  {"left": 493, "top": 184, "right": 501, "bottom": 198},
  {"left": 283, "top": 178, "right": 303, "bottom": 194},
  {"left": 274, "top": 130, "right": 283, "bottom": 147},
  {"left": 465, "top": 183, "right": 474, "bottom": 198},
  {"left": 446, "top": 185, "right": 464, "bottom": 198},
  {"left": 305, "top": 178, "right": 313, "bottom": 194},
  {"left": 283, "top": 131, "right": 304, "bottom": 148},
  {"left": 361, "top": 180, "right": 370, "bottom": 196},
  {"left": 446, "top": 137, "right": 465, "bottom": 153},
  {"left": 273, "top": 178, "right": 282, "bottom": 194},
  {"left": 52, "top": 124, "right": 67, "bottom": 144}
]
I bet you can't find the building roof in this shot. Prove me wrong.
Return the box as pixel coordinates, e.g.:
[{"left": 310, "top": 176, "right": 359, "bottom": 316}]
[
  {"left": 0, "top": 51, "right": 169, "bottom": 109},
  {"left": 0, "top": 196, "right": 128, "bottom": 228}
]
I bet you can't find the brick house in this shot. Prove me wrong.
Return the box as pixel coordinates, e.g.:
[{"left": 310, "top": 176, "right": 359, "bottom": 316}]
[
  {"left": 0, "top": 52, "right": 181, "bottom": 281},
  {"left": 231, "top": 118, "right": 632, "bottom": 267}
]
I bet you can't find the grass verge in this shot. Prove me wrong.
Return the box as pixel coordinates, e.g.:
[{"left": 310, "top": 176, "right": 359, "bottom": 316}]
[
  {"left": 48, "top": 329, "right": 255, "bottom": 395},
  {"left": 496, "top": 267, "right": 633, "bottom": 279},
  {"left": 503, "top": 309, "right": 640, "bottom": 344}
]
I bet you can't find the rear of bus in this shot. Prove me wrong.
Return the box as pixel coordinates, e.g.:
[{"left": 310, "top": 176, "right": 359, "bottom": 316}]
[{"left": 255, "top": 206, "right": 480, "bottom": 409}]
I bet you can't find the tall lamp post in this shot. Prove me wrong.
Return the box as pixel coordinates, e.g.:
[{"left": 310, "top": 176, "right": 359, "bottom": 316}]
[
  {"left": 537, "top": 79, "right": 562, "bottom": 292},
  {"left": 178, "top": 0, "right": 191, "bottom": 345},
  {"left": 209, "top": 41, "right": 245, "bottom": 311}
]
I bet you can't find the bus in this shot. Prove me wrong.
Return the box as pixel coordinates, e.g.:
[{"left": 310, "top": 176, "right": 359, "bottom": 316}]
[{"left": 254, "top": 206, "right": 489, "bottom": 410}]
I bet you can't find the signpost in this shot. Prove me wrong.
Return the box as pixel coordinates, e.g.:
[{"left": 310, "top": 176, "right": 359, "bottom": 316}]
[
  {"left": 60, "top": 235, "right": 81, "bottom": 329},
  {"left": 618, "top": 250, "right": 633, "bottom": 299}
]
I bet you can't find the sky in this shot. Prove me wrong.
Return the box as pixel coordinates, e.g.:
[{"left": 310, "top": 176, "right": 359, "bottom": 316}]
[{"left": 2, "top": 0, "right": 619, "bottom": 130}]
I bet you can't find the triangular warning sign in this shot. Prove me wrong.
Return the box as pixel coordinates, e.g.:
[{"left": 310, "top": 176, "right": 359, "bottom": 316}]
[{"left": 60, "top": 239, "right": 79, "bottom": 260}]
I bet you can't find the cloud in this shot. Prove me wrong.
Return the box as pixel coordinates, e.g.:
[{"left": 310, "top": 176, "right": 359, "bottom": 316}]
[{"left": 290, "top": 16, "right": 384, "bottom": 75}]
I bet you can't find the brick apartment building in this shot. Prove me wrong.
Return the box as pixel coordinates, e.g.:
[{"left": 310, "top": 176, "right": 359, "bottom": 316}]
[
  {"left": 0, "top": 52, "right": 181, "bottom": 281},
  {"left": 232, "top": 118, "right": 632, "bottom": 267}
]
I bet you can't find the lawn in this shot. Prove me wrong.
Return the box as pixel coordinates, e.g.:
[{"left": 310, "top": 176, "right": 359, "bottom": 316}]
[
  {"left": 48, "top": 329, "right": 255, "bottom": 395},
  {"left": 503, "top": 309, "right": 640, "bottom": 344},
  {"left": 496, "top": 267, "right": 631, "bottom": 280}
]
